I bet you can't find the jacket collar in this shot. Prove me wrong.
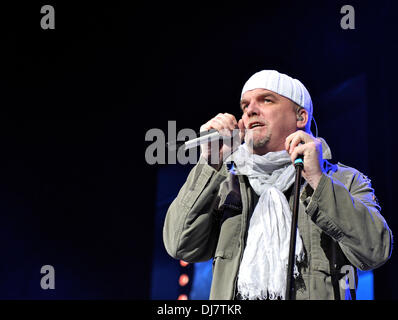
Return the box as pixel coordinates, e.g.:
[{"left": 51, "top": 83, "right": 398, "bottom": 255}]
[{"left": 319, "top": 137, "right": 332, "bottom": 160}]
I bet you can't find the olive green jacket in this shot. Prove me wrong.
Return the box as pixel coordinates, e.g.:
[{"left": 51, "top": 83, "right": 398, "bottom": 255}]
[{"left": 163, "top": 141, "right": 392, "bottom": 300}]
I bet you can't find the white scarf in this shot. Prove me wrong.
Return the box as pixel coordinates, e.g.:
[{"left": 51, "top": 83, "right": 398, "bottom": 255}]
[{"left": 228, "top": 144, "right": 305, "bottom": 300}]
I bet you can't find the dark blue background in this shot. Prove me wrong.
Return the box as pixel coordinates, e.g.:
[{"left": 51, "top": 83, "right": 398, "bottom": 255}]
[{"left": 1, "top": 1, "right": 397, "bottom": 299}]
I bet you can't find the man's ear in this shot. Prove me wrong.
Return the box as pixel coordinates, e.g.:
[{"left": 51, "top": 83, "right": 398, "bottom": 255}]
[{"left": 296, "top": 108, "right": 308, "bottom": 130}]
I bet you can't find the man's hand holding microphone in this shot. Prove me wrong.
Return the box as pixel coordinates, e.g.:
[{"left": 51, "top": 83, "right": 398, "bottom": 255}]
[{"left": 199, "top": 113, "right": 245, "bottom": 171}]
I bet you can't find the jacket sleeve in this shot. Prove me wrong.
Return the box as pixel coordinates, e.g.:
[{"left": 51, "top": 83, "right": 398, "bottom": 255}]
[
  {"left": 304, "top": 168, "right": 393, "bottom": 271},
  {"left": 163, "top": 157, "right": 229, "bottom": 263}
]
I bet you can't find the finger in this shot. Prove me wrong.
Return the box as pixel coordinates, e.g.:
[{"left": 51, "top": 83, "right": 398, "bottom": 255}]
[
  {"left": 238, "top": 119, "right": 245, "bottom": 130},
  {"left": 215, "top": 119, "right": 237, "bottom": 138},
  {"left": 216, "top": 114, "right": 236, "bottom": 131},
  {"left": 238, "top": 119, "right": 245, "bottom": 141},
  {"left": 285, "top": 130, "right": 312, "bottom": 151},
  {"left": 223, "top": 113, "right": 238, "bottom": 127},
  {"left": 209, "top": 118, "right": 227, "bottom": 132},
  {"left": 200, "top": 120, "right": 213, "bottom": 133},
  {"left": 288, "top": 135, "right": 304, "bottom": 154},
  {"left": 201, "top": 113, "right": 233, "bottom": 132},
  {"left": 290, "top": 144, "right": 306, "bottom": 164},
  {"left": 285, "top": 131, "right": 298, "bottom": 151}
]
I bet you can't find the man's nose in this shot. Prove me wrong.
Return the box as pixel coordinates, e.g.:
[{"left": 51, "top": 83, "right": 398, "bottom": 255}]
[{"left": 246, "top": 101, "right": 260, "bottom": 117}]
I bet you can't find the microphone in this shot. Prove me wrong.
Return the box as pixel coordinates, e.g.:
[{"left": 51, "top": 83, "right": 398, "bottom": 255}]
[
  {"left": 167, "top": 129, "right": 238, "bottom": 150},
  {"left": 291, "top": 142, "right": 304, "bottom": 168},
  {"left": 294, "top": 156, "right": 304, "bottom": 168}
]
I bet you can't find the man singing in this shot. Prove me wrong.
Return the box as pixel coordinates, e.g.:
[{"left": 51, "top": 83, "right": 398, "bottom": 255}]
[{"left": 163, "top": 70, "right": 393, "bottom": 300}]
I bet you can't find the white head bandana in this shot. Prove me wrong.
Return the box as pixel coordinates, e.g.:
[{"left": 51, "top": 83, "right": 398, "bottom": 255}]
[{"left": 241, "top": 70, "right": 313, "bottom": 125}]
